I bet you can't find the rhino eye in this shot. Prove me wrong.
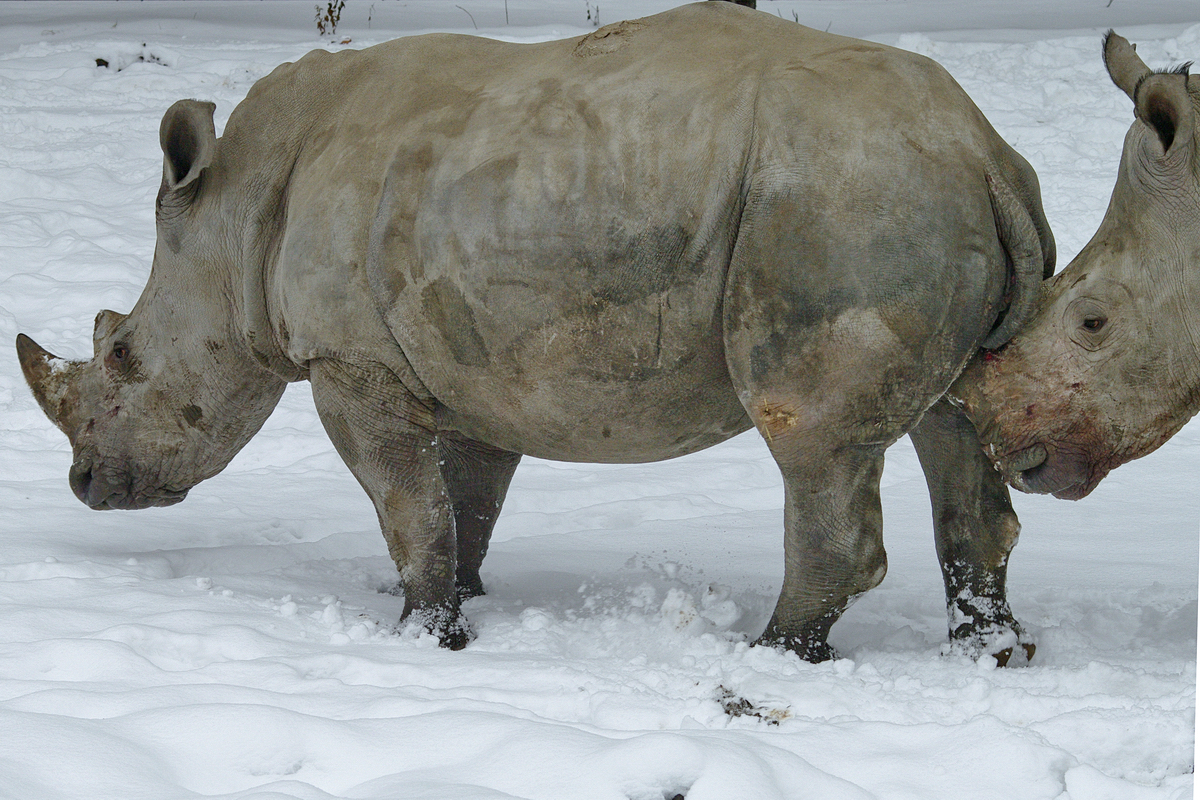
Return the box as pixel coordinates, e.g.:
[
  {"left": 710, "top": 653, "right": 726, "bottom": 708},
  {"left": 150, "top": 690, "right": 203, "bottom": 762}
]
[
  {"left": 1066, "top": 297, "right": 1112, "bottom": 352},
  {"left": 104, "top": 341, "right": 138, "bottom": 378}
]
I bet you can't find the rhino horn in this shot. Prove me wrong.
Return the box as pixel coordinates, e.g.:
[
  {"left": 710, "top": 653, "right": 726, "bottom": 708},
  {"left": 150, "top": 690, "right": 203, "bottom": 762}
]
[
  {"left": 15, "top": 333, "right": 85, "bottom": 436},
  {"left": 1103, "top": 30, "right": 1151, "bottom": 101}
]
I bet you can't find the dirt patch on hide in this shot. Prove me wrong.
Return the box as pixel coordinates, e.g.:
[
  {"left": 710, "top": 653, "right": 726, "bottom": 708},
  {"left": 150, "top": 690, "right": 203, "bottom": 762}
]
[{"left": 573, "top": 20, "right": 646, "bottom": 58}]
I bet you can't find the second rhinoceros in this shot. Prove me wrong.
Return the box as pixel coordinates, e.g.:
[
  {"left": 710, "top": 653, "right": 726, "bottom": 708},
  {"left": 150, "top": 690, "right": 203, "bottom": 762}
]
[
  {"left": 952, "top": 32, "right": 1199, "bottom": 501},
  {"left": 16, "top": 3, "right": 1053, "bottom": 663}
]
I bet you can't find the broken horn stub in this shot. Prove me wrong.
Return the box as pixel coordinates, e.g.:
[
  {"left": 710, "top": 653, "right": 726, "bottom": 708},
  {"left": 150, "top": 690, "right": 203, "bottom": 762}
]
[{"left": 15, "top": 333, "right": 85, "bottom": 435}]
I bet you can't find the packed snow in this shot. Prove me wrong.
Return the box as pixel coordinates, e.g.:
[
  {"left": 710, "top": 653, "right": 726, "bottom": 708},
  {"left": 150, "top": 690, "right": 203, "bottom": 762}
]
[{"left": 0, "top": 2, "right": 1196, "bottom": 798}]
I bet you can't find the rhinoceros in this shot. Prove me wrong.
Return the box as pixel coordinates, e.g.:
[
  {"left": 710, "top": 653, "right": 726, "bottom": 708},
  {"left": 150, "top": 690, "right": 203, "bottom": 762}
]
[
  {"left": 15, "top": 3, "right": 1054, "bottom": 663},
  {"left": 952, "top": 32, "right": 1199, "bottom": 501}
]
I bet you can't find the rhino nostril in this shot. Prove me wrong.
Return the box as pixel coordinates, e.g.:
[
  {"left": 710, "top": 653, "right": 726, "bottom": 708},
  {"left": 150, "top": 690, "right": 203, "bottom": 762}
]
[
  {"left": 69, "top": 460, "right": 94, "bottom": 504},
  {"left": 69, "top": 459, "right": 121, "bottom": 508}
]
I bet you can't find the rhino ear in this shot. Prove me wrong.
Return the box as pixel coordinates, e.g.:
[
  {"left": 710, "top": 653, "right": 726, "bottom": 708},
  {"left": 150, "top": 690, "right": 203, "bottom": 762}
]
[
  {"left": 1134, "top": 74, "right": 1194, "bottom": 156},
  {"left": 1103, "top": 30, "right": 1151, "bottom": 101},
  {"left": 93, "top": 309, "right": 128, "bottom": 347},
  {"left": 159, "top": 99, "right": 216, "bottom": 196}
]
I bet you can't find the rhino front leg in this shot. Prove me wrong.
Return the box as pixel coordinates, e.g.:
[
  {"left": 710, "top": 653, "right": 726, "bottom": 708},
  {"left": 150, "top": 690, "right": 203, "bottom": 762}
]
[
  {"left": 756, "top": 441, "right": 889, "bottom": 663},
  {"left": 437, "top": 432, "right": 522, "bottom": 601},
  {"left": 309, "top": 359, "right": 468, "bottom": 649},
  {"left": 910, "top": 396, "right": 1035, "bottom": 665}
]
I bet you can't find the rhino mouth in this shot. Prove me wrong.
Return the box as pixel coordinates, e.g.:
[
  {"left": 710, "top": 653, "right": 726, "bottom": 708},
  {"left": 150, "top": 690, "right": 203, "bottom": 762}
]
[
  {"left": 69, "top": 458, "right": 190, "bottom": 510},
  {"left": 1000, "top": 443, "right": 1097, "bottom": 501}
]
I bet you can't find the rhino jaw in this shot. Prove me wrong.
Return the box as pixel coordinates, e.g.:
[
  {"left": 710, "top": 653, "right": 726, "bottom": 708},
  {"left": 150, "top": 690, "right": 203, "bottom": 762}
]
[{"left": 16, "top": 333, "right": 86, "bottom": 436}]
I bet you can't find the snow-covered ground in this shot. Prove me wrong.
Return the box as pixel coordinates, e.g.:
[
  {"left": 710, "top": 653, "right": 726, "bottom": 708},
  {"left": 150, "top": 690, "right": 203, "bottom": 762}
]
[{"left": 0, "top": 2, "right": 1197, "bottom": 798}]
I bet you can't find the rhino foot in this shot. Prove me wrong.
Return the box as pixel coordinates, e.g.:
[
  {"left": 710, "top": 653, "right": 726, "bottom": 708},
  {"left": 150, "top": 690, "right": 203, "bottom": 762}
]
[
  {"left": 992, "top": 642, "right": 1037, "bottom": 668},
  {"left": 401, "top": 603, "right": 473, "bottom": 651},
  {"left": 945, "top": 634, "right": 1036, "bottom": 667},
  {"left": 455, "top": 574, "right": 486, "bottom": 602},
  {"left": 944, "top": 618, "right": 1036, "bottom": 667},
  {"left": 941, "top": 584, "right": 1036, "bottom": 666},
  {"left": 754, "top": 626, "right": 840, "bottom": 664}
]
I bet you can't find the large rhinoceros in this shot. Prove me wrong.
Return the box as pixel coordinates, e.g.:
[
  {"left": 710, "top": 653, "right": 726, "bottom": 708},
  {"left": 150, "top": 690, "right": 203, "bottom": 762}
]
[
  {"left": 952, "top": 32, "right": 1199, "bottom": 501},
  {"left": 15, "top": 3, "right": 1054, "bottom": 663}
]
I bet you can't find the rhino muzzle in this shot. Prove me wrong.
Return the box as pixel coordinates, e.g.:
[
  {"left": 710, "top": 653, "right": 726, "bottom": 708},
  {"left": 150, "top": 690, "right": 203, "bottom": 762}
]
[
  {"left": 1001, "top": 443, "right": 1097, "bottom": 501},
  {"left": 69, "top": 453, "right": 189, "bottom": 510}
]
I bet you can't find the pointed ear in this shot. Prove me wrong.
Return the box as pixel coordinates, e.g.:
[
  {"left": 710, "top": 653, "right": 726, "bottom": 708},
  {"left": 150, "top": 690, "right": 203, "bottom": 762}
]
[
  {"left": 159, "top": 99, "right": 216, "bottom": 195},
  {"left": 1103, "top": 30, "right": 1151, "bottom": 101},
  {"left": 1134, "top": 74, "right": 1194, "bottom": 156},
  {"left": 93, "top": 309, "right": 128, "bottom": 346}
]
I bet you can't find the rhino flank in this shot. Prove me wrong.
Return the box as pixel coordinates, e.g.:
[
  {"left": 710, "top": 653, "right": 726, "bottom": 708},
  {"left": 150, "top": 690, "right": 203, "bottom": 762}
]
[
  {"left": 952, "top": 32, "right": 1200, "bottom": 501},
  {"left": 16, "top": 3, "right": 1054, "bottom": 663}
]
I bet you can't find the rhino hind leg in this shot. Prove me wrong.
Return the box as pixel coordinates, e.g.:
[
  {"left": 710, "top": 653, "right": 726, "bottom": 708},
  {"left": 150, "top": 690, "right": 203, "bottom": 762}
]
[
  {"left": 437, "top": 432, "right": 522, "bottom": 601},
  {"left": 910, "top": 397, "right": 1035, "bottom": 666},
  {"left": 754, "top": 433, "right": 890, "bottom": 663},
  {"left": 309, "top": 358, "right": 469, "bottom": 649}
]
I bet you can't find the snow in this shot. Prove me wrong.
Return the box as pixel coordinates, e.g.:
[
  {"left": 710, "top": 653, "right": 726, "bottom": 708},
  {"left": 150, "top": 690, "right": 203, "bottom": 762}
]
[{"left": 0, "top": 1, "right": 1196, "bottom": 798}]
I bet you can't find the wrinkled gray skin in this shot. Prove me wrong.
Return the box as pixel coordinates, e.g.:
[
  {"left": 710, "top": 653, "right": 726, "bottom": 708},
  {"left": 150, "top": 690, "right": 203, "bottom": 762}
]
[
  {"left": 952, "top": 32, "right": 1200, "bottom": 502},
  {"left": 17, "top": 4, "right": 1054, "bottom": 662}
]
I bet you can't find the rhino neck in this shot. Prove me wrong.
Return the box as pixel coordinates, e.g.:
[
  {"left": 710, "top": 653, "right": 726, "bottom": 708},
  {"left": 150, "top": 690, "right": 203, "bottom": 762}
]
[
  {"left": 1164, "top": 284, "right": 1200, "bottom": 434},
  {"left": 221, "top": 67, "right": 343, "bottom": 385},
  {"left": 238, "top": 179, "right": 309, "bottom": 383},
  {"left": 219, "top": 128, "right": 310, "bottom": 383}
]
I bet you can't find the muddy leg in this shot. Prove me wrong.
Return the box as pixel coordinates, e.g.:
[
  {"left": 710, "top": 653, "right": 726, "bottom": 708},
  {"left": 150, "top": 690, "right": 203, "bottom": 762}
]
[
  {"left": 910, "top": 397, "right": 1035, "bottom": 665},
  {"left": 309, "top": 358, "right": 469, "bottom": 649},
  {"left": 756, "top": 440, "right": 889, "bottom": 662},
  {"left": 438, "top": 433, "right": 522, "bottom": 600}
]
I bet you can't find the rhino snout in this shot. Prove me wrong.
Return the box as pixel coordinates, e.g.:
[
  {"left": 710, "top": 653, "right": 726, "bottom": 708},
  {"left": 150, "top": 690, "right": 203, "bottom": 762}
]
[
  {"left": 1001, "top": 443, "right": 1095, "bottom": 501},
  {"left": 69, "top": 456, "right": 124, "bottom": 510},
  {"left": 69, "top": 456, "right": 188, "bottom": 510}
]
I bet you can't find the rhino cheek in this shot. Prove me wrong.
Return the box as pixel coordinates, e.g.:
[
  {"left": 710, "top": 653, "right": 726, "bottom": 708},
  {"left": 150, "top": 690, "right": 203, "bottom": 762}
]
[
  {"left": 949, "top": 351, "right": 1041, "bottom": 462},
  {"left": 950, "top": 341, "right": 1104, "bottom": 497}
]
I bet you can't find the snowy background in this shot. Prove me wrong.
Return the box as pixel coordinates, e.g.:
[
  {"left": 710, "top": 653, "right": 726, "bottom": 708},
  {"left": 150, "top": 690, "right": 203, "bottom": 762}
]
[{"left": 0, "top": 2, "right": 1197, "bottom": 798}]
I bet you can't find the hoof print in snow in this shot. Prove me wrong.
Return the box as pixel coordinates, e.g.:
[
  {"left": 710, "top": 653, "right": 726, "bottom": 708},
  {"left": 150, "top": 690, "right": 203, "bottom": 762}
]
[
  {"left": 95, "top": 44, "right": 172, "bottom": 71},
  {"left": 717, "top": 686, "right": 790, "bottom": 725}
]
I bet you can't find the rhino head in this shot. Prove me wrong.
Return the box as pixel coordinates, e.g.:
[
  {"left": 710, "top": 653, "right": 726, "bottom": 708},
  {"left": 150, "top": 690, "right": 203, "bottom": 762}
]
[
  {"left": 951, "top": 32, "right": 1200, "bottom": 500},
  {"left": 17, "top": 100, "right": 287, "bottom": 510}
]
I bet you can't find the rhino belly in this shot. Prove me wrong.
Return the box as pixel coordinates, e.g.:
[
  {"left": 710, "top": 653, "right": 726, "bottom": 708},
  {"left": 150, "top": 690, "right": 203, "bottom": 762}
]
[{"left": 399, "top": 256, "right": 753, "bottom": 463}]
